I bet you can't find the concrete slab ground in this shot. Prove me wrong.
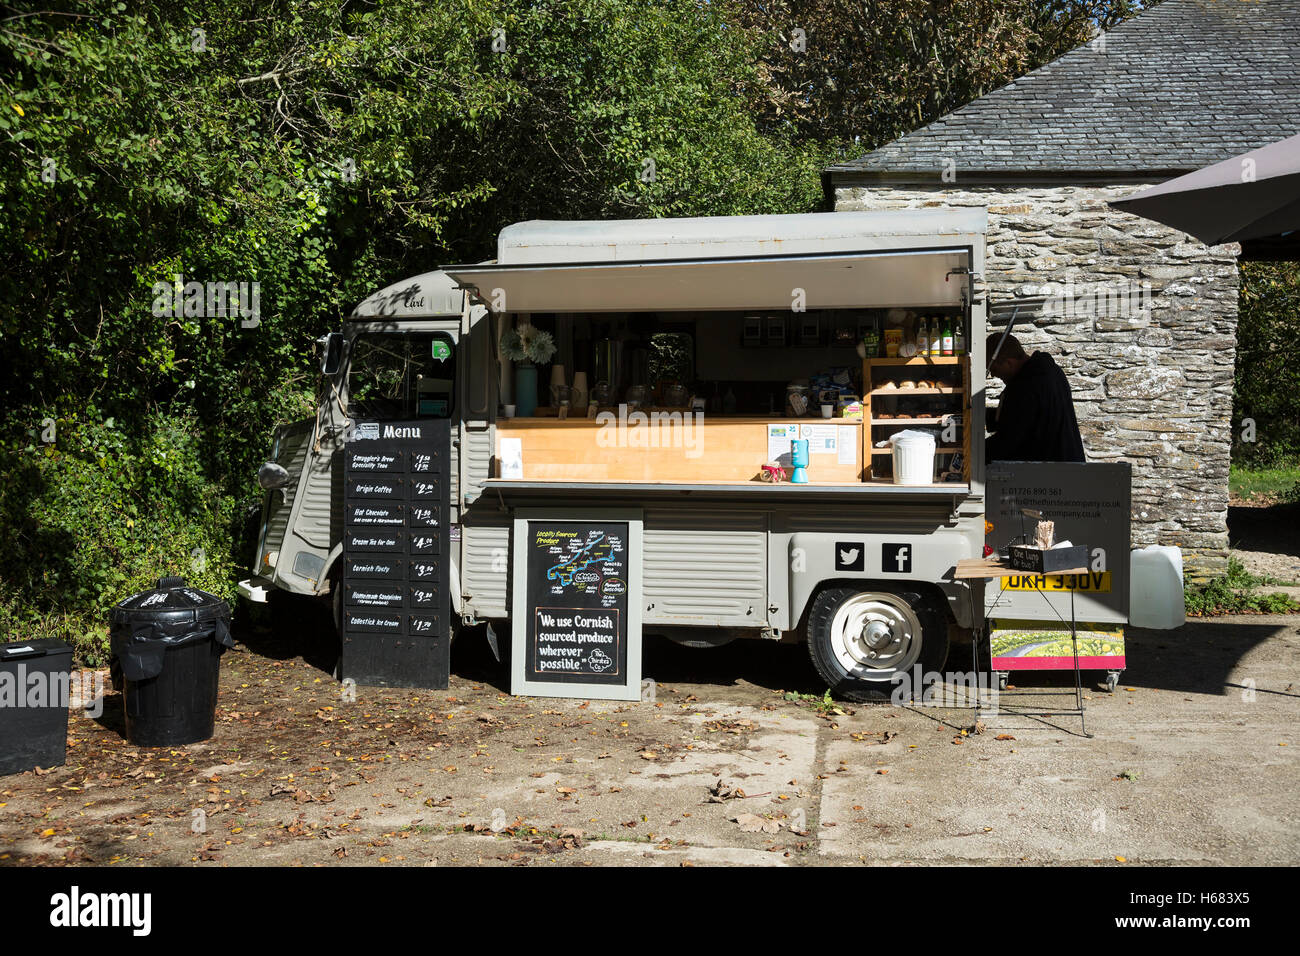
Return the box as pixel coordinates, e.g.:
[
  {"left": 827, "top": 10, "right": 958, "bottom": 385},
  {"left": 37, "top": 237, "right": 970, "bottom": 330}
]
[{"left": 1, "top": 613, "right": 1296, "bottom": 867}]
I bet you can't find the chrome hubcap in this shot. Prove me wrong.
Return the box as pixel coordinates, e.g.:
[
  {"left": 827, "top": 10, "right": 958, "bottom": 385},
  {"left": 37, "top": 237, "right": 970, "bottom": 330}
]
[{"left": 829, "top": 593, "right": 923, "bottom": 680}]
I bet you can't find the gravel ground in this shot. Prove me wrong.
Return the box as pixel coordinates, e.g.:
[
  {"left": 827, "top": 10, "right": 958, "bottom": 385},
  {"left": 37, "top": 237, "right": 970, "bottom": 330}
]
[
  {"left": 1229, "top": 502, "right": 1300, "bottom": 583},
  {"left": 2, "top": 613, "right": 1297, "bottom": 867}
]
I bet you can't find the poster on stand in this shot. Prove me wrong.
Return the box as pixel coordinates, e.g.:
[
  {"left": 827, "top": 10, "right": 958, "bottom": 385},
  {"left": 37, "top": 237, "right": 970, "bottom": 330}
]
[{"left": 511, "top": 510, "right": 643, "bottom": 701}]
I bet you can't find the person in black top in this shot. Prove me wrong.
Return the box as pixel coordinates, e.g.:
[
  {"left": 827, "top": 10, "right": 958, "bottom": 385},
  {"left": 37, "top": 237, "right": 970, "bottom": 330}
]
[{"left": 985, "top": 333, "right": 1086, "bottom": 463}]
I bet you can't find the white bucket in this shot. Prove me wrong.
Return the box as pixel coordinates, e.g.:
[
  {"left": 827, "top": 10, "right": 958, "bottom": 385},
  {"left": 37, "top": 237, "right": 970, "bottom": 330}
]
[
  {"left": 1129, "top": 545, "right": 1185, "bottom": 629},
  {"left": 890, "top": 430, "right": 936, "bottom": 485}
]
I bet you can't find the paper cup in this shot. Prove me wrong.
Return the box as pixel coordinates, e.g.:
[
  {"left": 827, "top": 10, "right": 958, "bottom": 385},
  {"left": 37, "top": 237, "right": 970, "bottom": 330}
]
[
  {"left": 503, "top": 405, "right": 516, "bottom": 418},
  {"left": 821, "top": 404, "right": 834, "bottom": 419}
]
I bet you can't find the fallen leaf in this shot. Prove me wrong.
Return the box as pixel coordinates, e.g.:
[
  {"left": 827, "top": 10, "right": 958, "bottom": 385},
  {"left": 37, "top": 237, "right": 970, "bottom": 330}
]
[
  {"left": 731, "top": 813, "right": 782, "bottom": 834},
  {"left": 706, "top": 779, "right": 746, "bottom": 803}
]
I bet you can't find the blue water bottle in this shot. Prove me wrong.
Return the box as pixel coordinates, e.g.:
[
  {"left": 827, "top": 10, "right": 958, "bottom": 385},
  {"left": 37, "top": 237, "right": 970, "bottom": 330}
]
[{"left": 790, "top": 439, "right": 810, "bottom": 484}]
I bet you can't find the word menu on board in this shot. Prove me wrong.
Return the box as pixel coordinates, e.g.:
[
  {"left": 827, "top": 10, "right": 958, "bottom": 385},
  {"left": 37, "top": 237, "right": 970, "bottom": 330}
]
[
  {"left": 512, "top": 515, "right": 642, "bottom": 701},
  {"left": 341, "top": 419, "right": 450, "bottom": 689}
]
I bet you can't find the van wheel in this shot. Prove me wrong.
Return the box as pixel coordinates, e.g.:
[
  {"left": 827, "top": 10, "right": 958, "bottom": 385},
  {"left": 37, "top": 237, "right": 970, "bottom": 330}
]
[
  {"left": 330, "top": 573, "right": 344, "bottom": 681},
  {"left": 332, "top": 577, "right": 343, "bottom": 636},
  {"left": 806, "top": 586, "right": 948, "bottom": 702}
]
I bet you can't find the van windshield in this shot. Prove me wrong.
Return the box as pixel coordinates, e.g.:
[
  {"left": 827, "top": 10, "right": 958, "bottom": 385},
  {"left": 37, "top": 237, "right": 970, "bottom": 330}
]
[{"left": 347, "top": 331, "right": 455, "bottom": 420}]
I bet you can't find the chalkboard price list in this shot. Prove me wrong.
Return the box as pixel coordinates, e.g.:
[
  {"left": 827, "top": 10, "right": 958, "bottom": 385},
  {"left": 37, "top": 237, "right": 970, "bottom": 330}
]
[{"left": 341, "top": 420, "right": 450, "bottom": 689}]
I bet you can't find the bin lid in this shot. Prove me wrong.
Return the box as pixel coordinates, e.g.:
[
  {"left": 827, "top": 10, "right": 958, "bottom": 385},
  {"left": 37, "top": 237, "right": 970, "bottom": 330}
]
[
  {"left": 110, "top": 577, "right": 229, "bottom": 626},
  {"left": 0, "top": 638, "right": 73, "bottom": 661},
  {"left": 889, "top": 429, "right": 937, "bottom": 445}
]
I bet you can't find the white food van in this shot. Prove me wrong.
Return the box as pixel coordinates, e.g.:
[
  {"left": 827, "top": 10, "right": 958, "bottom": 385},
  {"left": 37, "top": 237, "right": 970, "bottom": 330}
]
[{"left": 238, "top": 209, "right": 1131, "bottom": 699}]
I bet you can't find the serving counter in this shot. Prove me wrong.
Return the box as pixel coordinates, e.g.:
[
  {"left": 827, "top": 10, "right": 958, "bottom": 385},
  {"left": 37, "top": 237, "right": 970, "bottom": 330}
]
[{"left": 495, "top": 414, "right": 865, "bottom": 483}]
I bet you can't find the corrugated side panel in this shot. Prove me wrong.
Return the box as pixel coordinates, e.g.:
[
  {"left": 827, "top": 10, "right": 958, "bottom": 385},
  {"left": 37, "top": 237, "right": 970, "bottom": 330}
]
[
  {"left": 293, "top": 441, "right": 338, "bottom": 550},
  {"left": 643, "top": 510, "right": 766, "bottom": 625},
  {"left": 462, "top": 425, "right": 493, "bottom": 505},
  {"left": 262, "top": 422, "right": 313, "bottom": 561},
  {"left": 462, "top": 519, "right": 510, "bottom": 617},
  {"left": 449, "top": 427, "right": 460, "bottom": 510}
]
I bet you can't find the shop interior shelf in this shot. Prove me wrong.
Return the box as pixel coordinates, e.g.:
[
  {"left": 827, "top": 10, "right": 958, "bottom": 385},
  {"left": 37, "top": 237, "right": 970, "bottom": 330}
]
[
  {"left": 867, "top": 386, "right": 961, "bottom": 396},
  {"left": 872, "top": 417, "right": 958, "bottom": 425},
  {"left": 871, "top": 446, "right": 961, "bottom": 455}
]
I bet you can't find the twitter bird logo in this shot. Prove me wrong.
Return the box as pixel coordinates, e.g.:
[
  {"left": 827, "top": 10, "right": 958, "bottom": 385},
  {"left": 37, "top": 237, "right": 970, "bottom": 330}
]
[{"left": 835, "top": 543, "right": 864, "bottom": 571}]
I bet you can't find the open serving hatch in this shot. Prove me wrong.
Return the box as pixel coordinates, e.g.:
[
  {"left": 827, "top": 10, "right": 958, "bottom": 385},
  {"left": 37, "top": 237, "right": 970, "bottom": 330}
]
[{"left": 442, "top": 210, "right": 986, "bottom": 494}]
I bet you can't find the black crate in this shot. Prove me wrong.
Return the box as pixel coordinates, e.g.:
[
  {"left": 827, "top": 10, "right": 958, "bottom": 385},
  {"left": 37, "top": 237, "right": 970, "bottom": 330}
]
[
  {"left": 0, "top": 639, "right": 72, "bottom": 776},
  {"left": 1008, "top": 544, "right": 1090, "bottom": 574}
]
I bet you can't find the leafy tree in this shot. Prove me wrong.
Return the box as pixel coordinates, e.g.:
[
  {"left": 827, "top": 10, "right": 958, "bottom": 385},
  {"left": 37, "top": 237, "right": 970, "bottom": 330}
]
[
  {"left": 0, "top": 0, "right": 827, "bottom": 653},
  {"left": 727, "top": 0, "right": 1148, "bottom": 150},
  {"left": 1235, "top": 261, "right": 1300, "bottom": 467},
  {"left": 0, "top": 0, "right": 1170, "bottom": 657}
]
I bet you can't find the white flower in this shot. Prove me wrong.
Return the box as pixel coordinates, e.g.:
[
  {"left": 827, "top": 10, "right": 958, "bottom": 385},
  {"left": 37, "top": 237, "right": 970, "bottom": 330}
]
[{"left": 500, "top": 323, "right": 556, "bottom": 364}]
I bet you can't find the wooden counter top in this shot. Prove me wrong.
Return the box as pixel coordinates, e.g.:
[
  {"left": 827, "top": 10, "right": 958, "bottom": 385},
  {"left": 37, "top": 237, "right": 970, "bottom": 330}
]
[
  {"left": 496, "top": 414, "right": 866, "bottom": 482},
  {"left": 499, "top": 413, "right": 863, "bottom": 426}
]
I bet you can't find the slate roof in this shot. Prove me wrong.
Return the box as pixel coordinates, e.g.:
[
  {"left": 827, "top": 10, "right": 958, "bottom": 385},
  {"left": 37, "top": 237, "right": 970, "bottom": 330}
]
[{"left": 826, "top": 0, "right": 1300, "bottom": 183}]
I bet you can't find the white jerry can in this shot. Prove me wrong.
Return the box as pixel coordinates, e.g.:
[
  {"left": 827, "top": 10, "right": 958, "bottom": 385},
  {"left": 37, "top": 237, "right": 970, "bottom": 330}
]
[{"left": 1129, "top": 545, "right": 1186, "bottom": 629}]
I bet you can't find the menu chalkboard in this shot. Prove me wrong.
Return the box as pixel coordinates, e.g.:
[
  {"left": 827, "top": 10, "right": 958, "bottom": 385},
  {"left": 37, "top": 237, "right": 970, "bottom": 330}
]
[
  {"left": 340, "top": 419, "right": 450, "bottom": 689},
  {"left": 511, "top": 514, "right": 642, "bottom": 701}
]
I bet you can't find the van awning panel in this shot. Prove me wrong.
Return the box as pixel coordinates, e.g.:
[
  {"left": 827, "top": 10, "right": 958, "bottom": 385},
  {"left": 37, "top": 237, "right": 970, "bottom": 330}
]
[{"left": 442, "top": 248, "right": 972, "bottom": 313}]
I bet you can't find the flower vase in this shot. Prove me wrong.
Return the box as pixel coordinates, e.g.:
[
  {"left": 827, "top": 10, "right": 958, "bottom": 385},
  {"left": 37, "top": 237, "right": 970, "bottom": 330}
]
[{"left": 515, "top": 363, "right": 538, "bottom": 417}]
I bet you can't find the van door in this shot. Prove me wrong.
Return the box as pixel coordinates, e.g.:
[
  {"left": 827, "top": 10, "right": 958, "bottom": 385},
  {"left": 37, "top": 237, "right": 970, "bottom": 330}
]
[
  {"left": 257, "top": 377, "right": 346, "bottom": 596},
  {"left": 457, "top": 305, "right": 503, "bottom": 621}
]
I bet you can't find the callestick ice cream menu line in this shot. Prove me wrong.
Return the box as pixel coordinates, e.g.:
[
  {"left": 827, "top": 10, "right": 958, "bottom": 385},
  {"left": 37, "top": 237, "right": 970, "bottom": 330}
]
[
  {"left": 340, "top": 420, "right": 451, "bottom": 688},
  {"left": 524, "top": 522, "right": 630, "bottom": 686}
]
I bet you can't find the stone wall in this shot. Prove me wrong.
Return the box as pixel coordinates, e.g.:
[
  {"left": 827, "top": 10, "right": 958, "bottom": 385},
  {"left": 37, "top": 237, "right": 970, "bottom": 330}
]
[{"left": 835, "top": 183, "right": 1240, "bottom": 578}]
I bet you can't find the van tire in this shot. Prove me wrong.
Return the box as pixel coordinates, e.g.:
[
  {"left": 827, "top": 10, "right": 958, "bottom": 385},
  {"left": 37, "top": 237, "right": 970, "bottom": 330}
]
[
  {"left": 329, "top": 572, "right": 344, "bottom": 680},
  {"left": 806, "top": 586, "right": 948, "bottom": 702}
]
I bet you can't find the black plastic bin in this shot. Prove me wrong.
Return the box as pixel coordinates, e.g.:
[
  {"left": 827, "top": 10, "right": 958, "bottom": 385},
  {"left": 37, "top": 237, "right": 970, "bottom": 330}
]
[
  {"left": 108, "top": 577, "right": 234, "bottom": 747},
  {"left": 0, "top": 639, "right": 73, "bottom": 776}
]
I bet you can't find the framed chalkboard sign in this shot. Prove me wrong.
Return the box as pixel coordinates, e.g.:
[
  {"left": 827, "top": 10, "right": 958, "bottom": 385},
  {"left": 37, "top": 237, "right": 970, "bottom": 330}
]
[{"left": 511, "top": 510, "right": 643, "bottom": 701}]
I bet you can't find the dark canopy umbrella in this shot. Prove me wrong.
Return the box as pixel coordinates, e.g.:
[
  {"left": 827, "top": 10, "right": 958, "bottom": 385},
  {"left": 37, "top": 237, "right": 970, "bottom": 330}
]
[{"left": 1110, "top": 132, "right": 1300, "bottom": 260}]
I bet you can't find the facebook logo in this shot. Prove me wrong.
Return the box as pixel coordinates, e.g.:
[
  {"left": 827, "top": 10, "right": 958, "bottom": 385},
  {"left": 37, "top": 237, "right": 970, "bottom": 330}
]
[{"left": 882, "top": 543, "right": 912, "bottom": 573}]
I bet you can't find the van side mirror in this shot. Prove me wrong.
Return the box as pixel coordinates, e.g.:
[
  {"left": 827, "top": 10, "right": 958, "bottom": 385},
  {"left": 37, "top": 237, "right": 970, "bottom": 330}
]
[
  {"left": 257, "top": 461, "right": 292, "bottom": 490},
  {"left": 320, "top": 332, "right": 344, "bottom": 376}
]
